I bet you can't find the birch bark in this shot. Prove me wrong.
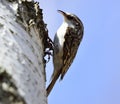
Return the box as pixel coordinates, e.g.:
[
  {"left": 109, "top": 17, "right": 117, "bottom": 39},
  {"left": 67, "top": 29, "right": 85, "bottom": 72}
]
[{"left": 0, "top": 0, "right": 49, "bottom": 104}]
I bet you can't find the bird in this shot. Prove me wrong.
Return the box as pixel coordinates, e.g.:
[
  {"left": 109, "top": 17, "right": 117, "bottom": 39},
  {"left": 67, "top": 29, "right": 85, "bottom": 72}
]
[{"left": 46, "top": 10, "right": 84, "bottom": 96}]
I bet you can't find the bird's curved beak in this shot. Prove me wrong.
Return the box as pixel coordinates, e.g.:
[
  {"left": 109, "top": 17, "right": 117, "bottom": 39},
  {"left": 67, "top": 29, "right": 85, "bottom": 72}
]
[{"left": 57, "top": 10, "right": 67, "bottom": 18}]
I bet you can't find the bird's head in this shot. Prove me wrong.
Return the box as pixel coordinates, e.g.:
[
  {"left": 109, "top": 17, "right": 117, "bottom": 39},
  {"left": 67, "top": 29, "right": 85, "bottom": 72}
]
[
  {"left": 57, "top": 10, "right": 74, "bottom": 20},
  {"left": 57, "top": 10, "right": 82, "bottom": 27}
]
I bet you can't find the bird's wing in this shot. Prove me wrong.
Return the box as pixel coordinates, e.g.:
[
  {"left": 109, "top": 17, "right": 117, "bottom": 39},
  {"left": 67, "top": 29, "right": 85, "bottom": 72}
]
[{"left": 60, "top": 27, "right": 83, "bottom": 80}]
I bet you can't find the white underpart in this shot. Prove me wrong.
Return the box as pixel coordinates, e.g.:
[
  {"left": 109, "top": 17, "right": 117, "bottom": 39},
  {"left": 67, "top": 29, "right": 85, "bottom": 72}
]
[
  {"left": 52, "top": 18, "right": 75, "bottom": 76},
  {"left": 56, "top": 19, "right": 75, "bottom": 49}
]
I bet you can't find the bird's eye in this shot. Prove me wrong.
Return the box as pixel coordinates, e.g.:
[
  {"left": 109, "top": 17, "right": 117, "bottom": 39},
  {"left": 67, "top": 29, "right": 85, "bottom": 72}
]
[{"left": 68, "top": 16, "right": 73, "bottom": 20}]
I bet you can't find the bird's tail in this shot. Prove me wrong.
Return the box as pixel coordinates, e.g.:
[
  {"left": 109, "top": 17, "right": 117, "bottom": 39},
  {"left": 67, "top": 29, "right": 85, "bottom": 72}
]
[{"left": 46, "top": 69, "right": 61, "bottom": 96}]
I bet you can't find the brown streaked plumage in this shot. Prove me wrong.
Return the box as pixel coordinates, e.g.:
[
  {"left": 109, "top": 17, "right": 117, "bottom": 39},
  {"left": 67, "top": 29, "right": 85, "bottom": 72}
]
[{"left": 46, "top": 10, "right": 84, "bottom": 96}]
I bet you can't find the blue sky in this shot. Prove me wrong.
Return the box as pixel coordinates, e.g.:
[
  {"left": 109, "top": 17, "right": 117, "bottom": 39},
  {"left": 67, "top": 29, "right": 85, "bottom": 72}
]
[{"left": 38, "top": 0, "right": 120, "bottom": 104}]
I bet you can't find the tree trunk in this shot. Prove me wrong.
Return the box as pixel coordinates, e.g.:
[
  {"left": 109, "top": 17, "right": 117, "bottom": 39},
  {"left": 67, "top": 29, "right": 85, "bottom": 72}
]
[{"left": 0, "top": 0, "right": 51, "bottom": 104}]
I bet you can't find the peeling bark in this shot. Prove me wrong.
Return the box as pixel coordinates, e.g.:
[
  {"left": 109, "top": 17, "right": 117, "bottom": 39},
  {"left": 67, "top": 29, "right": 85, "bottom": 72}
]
[{"left": 0, "top": 0, "right": 50, "bottom": 104}]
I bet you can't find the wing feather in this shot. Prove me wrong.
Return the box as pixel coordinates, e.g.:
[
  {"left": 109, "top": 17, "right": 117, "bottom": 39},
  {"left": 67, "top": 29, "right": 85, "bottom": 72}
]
[{"left": 60, "top": 26, "right": 83, "bottom": 80}]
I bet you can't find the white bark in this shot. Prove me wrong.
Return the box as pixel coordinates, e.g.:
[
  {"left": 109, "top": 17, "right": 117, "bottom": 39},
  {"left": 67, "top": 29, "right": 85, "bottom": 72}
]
[{"left": 0, "top": 0, "right": 47, "bottom": 104}]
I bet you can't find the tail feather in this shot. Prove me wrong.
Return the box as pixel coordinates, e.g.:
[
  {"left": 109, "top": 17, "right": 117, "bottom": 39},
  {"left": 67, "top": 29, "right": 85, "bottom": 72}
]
[{"left": 46, "top": 69, "right": 61, "bottom": 96}]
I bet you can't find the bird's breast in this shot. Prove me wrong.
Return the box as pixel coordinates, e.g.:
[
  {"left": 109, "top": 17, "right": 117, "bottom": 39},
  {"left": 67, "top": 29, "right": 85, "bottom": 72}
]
[{"left": 56, "top": 23, "right": 68, "bottom": 48}]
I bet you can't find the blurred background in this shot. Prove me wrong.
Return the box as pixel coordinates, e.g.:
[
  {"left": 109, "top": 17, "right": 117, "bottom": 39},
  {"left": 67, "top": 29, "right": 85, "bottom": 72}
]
[{"left": 38, "top": 0, "right": 120, "bottom": 104}]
